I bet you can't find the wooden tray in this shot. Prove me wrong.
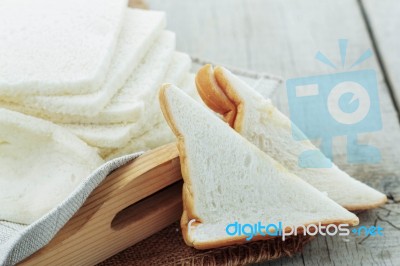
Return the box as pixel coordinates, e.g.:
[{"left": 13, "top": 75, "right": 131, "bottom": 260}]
[{"left": 21, "top": 143, "right": 182, "bottom": 266}]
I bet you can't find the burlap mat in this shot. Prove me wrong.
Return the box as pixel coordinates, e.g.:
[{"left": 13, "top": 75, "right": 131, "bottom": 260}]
[{"left": 98, "top": 221, "right": 313, "bottom": 266}]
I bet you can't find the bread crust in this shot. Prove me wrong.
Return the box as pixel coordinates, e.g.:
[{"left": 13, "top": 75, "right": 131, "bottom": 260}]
[
  {"left": 195, "top": 64, "right": 237, "bottom": 127},
  {"left": 213, "top": 66, "right": 246, "bottom": 133},
  {"left": 191, "top": 220, "right": 358, "bottom": 250},
  {"left": 343, "top": 197, "right": 387, "bottom": 211},
  {"left": 196, "top": 65, "right": 245, "bottom": 133}
]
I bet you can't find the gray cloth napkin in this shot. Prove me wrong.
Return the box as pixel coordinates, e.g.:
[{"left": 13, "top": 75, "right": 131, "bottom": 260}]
[{"left": 0, "top": 152, "right": 143, "bottom": 266}]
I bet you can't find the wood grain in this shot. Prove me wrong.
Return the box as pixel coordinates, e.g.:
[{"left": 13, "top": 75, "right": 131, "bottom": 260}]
[
  {"left": 148, "top": 0, "right": 400, "bottom": 193},
  {"left": 362, "top": 0, "right": 400, "bottom": 110},
  {"left": 21, "top": 143, "right": 182, "bottom": 266},
  {"left": 147, "top": 0, "right": 400, "bottom": 265}
]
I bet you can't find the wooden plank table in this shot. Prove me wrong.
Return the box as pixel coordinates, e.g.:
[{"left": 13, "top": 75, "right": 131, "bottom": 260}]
[
  {"left": 142, "top": 0, "right": 400, "bottom": 265},
  {"left": 362, "top": 0, "right": 400, "bottom": 110}
]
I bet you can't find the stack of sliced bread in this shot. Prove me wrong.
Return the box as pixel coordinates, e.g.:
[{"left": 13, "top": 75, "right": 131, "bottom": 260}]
[
  {"left": 0, "top": 0, "right": 198, "bottom": 160},
  {"left": 0, "top": 0, "right": 201, "bottom": 224}
]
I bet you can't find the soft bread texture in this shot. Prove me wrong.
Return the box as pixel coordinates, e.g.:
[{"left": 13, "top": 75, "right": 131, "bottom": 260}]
[
  {"left": 196, "top": 65, "right": 387, "bottom": 211},
  {"left": 104, "top": 120, "right": 174, "bottom": 160},
  {"left": 3, "top": 9, "right": 166, "bottom": 116},
  {"left": 159, "top": 85, "right": 359, "bottom": 249},
  {"left": 65, "top": 31, "right": 178, "bottom": 125},
  {"left": 0, "top": 0, "right": 127, "bottom": 96},
  {"left": 104, "top": 73, "right": 198, "bottom": 159},
  {"left": 183, "top": 73, "right": 203, "bottom": 103},
  {"left": 0, "top": 29, "right": 174, "bottom": 125},
  {"left": 1, "top": 28, "right": 173, "bottom": 126},
  {"left": 0, "top": 109, "right": 104, "bottom": 224},
  {"left": 102, "top": 51, "right": 190, "bottom": 124},
  {"left": 64, "top": 51, "right": 188, "bottom": 149},
  {"left": 77, "top": 33, "right": 180, "bottom": 125}
]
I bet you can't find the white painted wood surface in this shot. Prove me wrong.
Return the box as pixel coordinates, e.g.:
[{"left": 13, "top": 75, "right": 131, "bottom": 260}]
[
  {"left": 362, "top": 0, "right": 400, "bottom": 109},
  {"left": 142, "top": 0, "right": 400, "bottom": 265}
]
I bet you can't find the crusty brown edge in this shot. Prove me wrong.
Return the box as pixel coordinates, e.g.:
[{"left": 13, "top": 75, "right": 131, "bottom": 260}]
[
  {"left": 195, "top": 64, "right": 246, "bottom": 133},
  {"left": 159, "top": 84, "right": 359, "bottom": 250},
  {"left": 200, "top": 65, "right": 387, "bottom": 212},
  {"left": 192, "top": 219, "right": 359, "bottom": 250},
  {"left": 344, "top": 196, "right": 387, "bottom": 211},
  {"left": 195, "top": 64, "right": 237, "bottom": 127},
  {"left": 213, "top": 66, "right": 247, "bottom": 133}
]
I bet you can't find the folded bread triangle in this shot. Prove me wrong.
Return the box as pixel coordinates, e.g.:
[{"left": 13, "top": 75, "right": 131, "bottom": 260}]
[
  {"left": 195, "top": 65, "right": 387, "bottom": 211},
  {"left": 159, "top": 85, "right": 358, "bottom": 249}
]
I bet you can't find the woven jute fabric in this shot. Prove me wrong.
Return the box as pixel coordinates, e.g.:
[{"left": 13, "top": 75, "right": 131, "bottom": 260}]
[{"left": 99, "top": 221, "right": 313, "bottom": 266}]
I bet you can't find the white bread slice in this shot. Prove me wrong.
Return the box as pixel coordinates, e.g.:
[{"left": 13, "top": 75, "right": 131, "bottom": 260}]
[
  {"left": 0, "top": 0, "right": 127, "bottom": 97},
  {"left": 66, "top": 124, "right": 134, "bottom": 149},
  {"left": 196, "top": 65, "right": 387, "bottom": 211},
  {"left": 79, "top": 49, "right": 189, "bottom": 125},
  {"left": 182, "top": 73, "right": 202, "bottom": 102},
  {"left": 5, "top": 9, "right": 166, "bottom": 116},
  {"left": 0, "top": 109, "right": 104, "bottom": 224},
  {"left": 0, "top": 28, "right": 173, "bottom": 125},
  {"left": 159, "top": 85, "right": 358, "bottom": 249},
  {"left": 104, "top": 73, "right": 198, "bottom": 159},
  {"left": 102, "top": 51, "right": 191, "bottom": 123},
  {"left": 64, "top": 52, "right": 189, "bottom": 149},
  {"left": 103, "top": 120, "right": 174, "bottom": 160}
]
